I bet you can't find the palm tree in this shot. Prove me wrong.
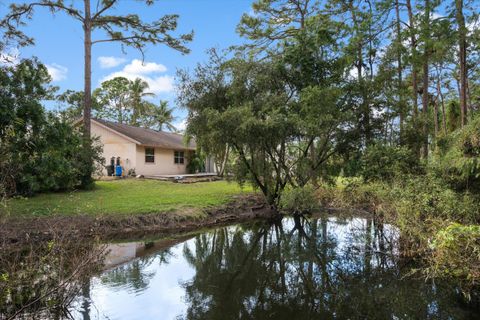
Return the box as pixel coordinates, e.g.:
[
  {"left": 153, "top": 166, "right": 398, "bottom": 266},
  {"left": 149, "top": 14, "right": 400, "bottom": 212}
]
[
  {"left": 148, "top": 101, "right": 177, "bottom": 132},
  {"left": 129, "top": 78, "right": 155, "bottom": 126}
]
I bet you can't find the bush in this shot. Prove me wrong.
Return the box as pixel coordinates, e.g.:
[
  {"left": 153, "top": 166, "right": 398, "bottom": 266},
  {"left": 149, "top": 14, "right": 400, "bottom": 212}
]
[
  {"left": 0, "top": 59, "right": 103, "bottom": 197},
  {"left": 431, "top": 116, "right": 480, "bottom": 192},
  {"left": 428, "top": 223, "right": 480, "bottom": 289},
  {"left": 1, "top": 114, "right": 103, "bottom": 196},
  {"left": 279, "top": 185, "right": 318, "bottom": 214},
  {"left": 0, "top": 237, "right": 104, "bottom": 318},
  {"left": 361, "top": 144, "right": 422, "bottom": 183},
  {"left": 392, "top": 175, "right": 479, "bottom": 224},
  {"left": 324, "top": 173, "right": 479, "bottom": 247},
  {"left": 187, "top": 152, "right": 206, "bottom": 174}
]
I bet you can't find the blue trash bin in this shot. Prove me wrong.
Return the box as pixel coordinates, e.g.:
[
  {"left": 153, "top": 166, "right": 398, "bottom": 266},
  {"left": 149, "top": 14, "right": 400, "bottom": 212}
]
[{"left": 115, "top": 165, "right": 122, "bottom": 177}]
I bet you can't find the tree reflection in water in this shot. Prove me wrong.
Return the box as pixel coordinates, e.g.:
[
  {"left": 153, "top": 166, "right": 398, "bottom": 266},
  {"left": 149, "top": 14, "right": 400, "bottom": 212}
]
[
  {"left": 75, "top": 214, "right": 478, "bottom": 319},
  {"left": 180, "top": 214, "right": 473, "bottom": 320}
]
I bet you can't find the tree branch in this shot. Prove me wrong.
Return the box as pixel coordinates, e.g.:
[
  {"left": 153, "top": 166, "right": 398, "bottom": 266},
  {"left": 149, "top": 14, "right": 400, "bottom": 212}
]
[{"left": 92, "top": 0, "right": 117, "bottom": 21}]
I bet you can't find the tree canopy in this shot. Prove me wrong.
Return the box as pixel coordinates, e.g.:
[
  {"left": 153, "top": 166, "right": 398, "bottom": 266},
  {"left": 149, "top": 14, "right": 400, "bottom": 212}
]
[
  {"left": 179, "top": 12, "right": 349, "bottom": 208},
  {"left": 178, "top": 0, "right": 480, "bottom": 209}
]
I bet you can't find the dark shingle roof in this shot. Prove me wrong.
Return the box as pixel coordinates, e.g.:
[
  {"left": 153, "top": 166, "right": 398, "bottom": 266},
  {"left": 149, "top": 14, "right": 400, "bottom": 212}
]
[{"left": 94, "top": 118, "right": 196, "bottom": 150}]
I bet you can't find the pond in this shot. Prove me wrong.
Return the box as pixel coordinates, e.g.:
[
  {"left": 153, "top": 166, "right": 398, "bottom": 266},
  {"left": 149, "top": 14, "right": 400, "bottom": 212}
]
[{"left": 71, "top": 214, "right": 479, "bottom": 319}]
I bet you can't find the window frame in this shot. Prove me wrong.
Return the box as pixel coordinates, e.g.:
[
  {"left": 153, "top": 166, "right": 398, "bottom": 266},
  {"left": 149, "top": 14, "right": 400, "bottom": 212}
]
[
  {"left": 145, "top": 147, "right": 155, "bottom": 164},
  {"left": 174, "top": 150, "right": 185, "bottom": 164}
]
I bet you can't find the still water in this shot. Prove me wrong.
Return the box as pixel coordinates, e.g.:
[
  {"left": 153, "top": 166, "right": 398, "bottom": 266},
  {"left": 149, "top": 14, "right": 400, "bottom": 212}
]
[{"left": 72, "top": 214, "right": 479, "bottom": 319}]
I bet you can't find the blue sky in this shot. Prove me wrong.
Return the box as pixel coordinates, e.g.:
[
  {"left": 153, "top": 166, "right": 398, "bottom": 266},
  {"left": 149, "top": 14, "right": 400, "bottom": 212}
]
[{"left": 0, "top": 0, "right": 254, "bottom": 130}]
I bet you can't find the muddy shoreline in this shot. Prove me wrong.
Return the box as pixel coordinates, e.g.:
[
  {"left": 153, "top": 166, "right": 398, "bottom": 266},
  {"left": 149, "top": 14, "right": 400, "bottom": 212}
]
[{"left": 1, "top": 194, "right": 275, "bottom": 248}]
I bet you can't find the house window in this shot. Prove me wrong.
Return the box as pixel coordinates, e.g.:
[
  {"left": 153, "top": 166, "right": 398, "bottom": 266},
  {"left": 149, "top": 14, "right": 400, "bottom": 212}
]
[
  {"left": 174, "top": 151, "right": 184, "bottom": 164},
  {"left": 145, "top": 147, "right": 155, "bottom": 163}
]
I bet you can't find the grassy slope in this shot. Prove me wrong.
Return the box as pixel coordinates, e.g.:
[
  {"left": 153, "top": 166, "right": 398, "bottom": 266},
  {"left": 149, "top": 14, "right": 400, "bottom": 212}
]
[{"left": 6, "top": 179, "right": 252, "bottom": 217}]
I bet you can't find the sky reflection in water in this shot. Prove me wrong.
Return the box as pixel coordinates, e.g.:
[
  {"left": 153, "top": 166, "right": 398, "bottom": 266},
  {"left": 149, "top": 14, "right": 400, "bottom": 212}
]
[{"left": 72, "top": 214, "right": 478, "bottom": 320}]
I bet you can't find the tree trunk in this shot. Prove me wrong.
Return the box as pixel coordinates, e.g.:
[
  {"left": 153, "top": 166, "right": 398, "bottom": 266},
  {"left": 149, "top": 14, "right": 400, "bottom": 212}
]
[
  {"left": 406, "top": 0, "right": 419, "bottom": 120},
  {"left": 456, "top": 0, "right": 468, "bottom": 127},
  {"left": 437, "top": 75, "right": 447, "bottom": 135},
  {"left": 118, "top": 102, "right": 123, "bottom": 124},
  {"left": 219, "top": 145, "right": 230, "bottom": 177},
  {"left": 131, "top": 105, "right": 138, "bottom": 126},
  {"left": 421, "top": 0, "right": 430, "bottom": 159},
  {"left": 434, "top": 96, "right": 439, "bottom": 140},
  {"left": 349, "top": 2, "right": 370, "bottom": 147},
  {"left": 395, "top": 0, "right": 404, "bottom": 142},
  {"left": 467, "top": 77, "right": 472, "bottom": 118},
  {"left": 366, "top": 1, "right": 375, "bottom": 146},
  {"left": 83, "top": 0, "right": 92, "bottom": 137}
]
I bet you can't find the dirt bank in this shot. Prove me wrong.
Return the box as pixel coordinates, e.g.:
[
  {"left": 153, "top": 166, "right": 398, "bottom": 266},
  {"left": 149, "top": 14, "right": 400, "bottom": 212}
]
[{"left": 1, "top": 194, "right": 274, "bottom": 248}]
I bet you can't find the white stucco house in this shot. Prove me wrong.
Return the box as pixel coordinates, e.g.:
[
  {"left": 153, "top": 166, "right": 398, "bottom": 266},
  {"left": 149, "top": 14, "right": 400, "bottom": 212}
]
[{"left": 88, "top": 118, "right": 215, "bottom": 176}]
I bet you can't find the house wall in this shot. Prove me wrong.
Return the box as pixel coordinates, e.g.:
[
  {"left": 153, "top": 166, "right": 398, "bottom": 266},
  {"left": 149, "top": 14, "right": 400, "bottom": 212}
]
[
  {"left": 92, "top": 121, "right": 192, "bottom": 176},
  {"left": 91, "top": 122, "right": 137, "bottom": 175},
  {"left": 135, "top": 145, "right": 189, "bottom": 176}
]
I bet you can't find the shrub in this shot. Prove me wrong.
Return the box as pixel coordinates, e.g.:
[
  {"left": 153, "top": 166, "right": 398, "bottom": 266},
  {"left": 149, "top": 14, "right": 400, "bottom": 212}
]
[
  {"left": 431, "top": 116, "right": 480, "bottom": 192},
  {"left": 361, "top": 144, "right": 422, "bottom": 183},
  {"left": 187, "top": 152, "right": 206, "bottom": 174},
  {"left": 0, "top": 59, "right": 103, "bottom": 196},
  {"left": 325, "top": 175, "right": 480, "bottom": 254},
  {"left": 0, "top": 237, "right": 104, "bottom": 318},
  {"left": 1, "top": 115, "right": 103, "bottom": 196},
  {"left": 280, "top": 185, "right": 318, "bottom": 214},
  {"left": 428, "top": 223, "right": 480, "bottom": 289}
]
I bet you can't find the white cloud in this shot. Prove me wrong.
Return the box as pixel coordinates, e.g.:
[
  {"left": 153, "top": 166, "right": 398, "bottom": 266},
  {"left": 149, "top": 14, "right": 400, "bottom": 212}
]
[
  {"left": 467, "top": 19, "right": 479, "bottom": 33},
  {"left": 347, "top": 67, "right": 358, "bottom": 80},
  {"left": 147, "top": 75, "right": 174, "bottom": 93},
  {"left": 0, "top": 48, "right": 20, "bottom": 66},
  {"left": 46, "top": 63, "right": 68, "bottom": 81},
  {"left": 98, "top": 56, "right": 127, "bottom": 69},
  {"left": 431, "top": 12, "right": 444, "bottom": 20},
  {"left": 174, "top": 119, "right": 187, "bottom": 132},
  {"left": 100, "top": 59, "right": 172, "bottom": 94},
  {"left": 101, "top": 71, "right": 174, "bottom": 94},
  {"left": 123, "top": 59, "right": 167, "bottom": 74}
]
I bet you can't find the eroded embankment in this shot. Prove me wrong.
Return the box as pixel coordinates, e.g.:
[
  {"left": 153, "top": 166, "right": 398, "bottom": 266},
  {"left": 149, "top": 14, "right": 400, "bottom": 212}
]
[{"left": 0, "top": 194, "right": 273, "bottom": 249}]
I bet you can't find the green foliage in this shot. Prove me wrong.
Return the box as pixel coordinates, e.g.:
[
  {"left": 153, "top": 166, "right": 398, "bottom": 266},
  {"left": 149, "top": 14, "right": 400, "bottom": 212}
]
[
  {"left": 447, "top": 100, "right": 461, "bottom": 133},
  {"left": 345, "top": 174, "right": 478, "bottom": 229},
  {"left": 401, "top": 117, "right": 427, "bottom": 152},
  {"left": 0, "top": 239, "right": 103, "bottom": 318},
  {"left": 361, "top": 144, "right": 422, "bottom": 182},
  {"left": 93, "top": 76, "right": 132, "bottom": 124},
  {"left": 279, "top": 185, "right": 318, "bottom": 214},
  {"left": 138, "top": 100, "right": 177, "bottom": 132},
  {"left": 322, "top": 174, "right": 480, "bottom": 291},
  {"left": 129, "top": 78, "right": 155, "bottom": 126},
  {"left": 431, "top": 116, "right": 480, "bottom": 192},
  {"left": 56, "top": 89, "right": 102, "bottom": 122},
  {"left": 429, "top": 223, "right": 480, "bottom": 288},
  {"left": 0, "top": 59, "right": 103, "bottom": 196},
  {"left": 317, "top": 178, "right": 392, "bottom": 212},
  {"left": 387, "top": 176, "right": 478, "bottom": 247},
  {"left": 178, "top": 17, "right": 349, "bottom": 208},
  {"left": 1, "top": 1, "right": 193, "bottom": 55},
  {"left": 19, "top": 114, "right": 103, "bottom": 193},
  {"left": 56, "top": 89, "right": 85, "bottom": 121},
  {"left": 91, "top": 77, "right": 177, "bottom": 131},
  {"left": 186, "top": 152, "right": 206, "bottom": 174}
]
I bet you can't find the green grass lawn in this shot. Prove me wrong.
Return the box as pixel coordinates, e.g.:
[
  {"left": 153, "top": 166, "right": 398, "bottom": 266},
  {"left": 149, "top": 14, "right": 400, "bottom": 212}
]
[{"left": 6, "top": 179, "right": 253, "bottom": 217}]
